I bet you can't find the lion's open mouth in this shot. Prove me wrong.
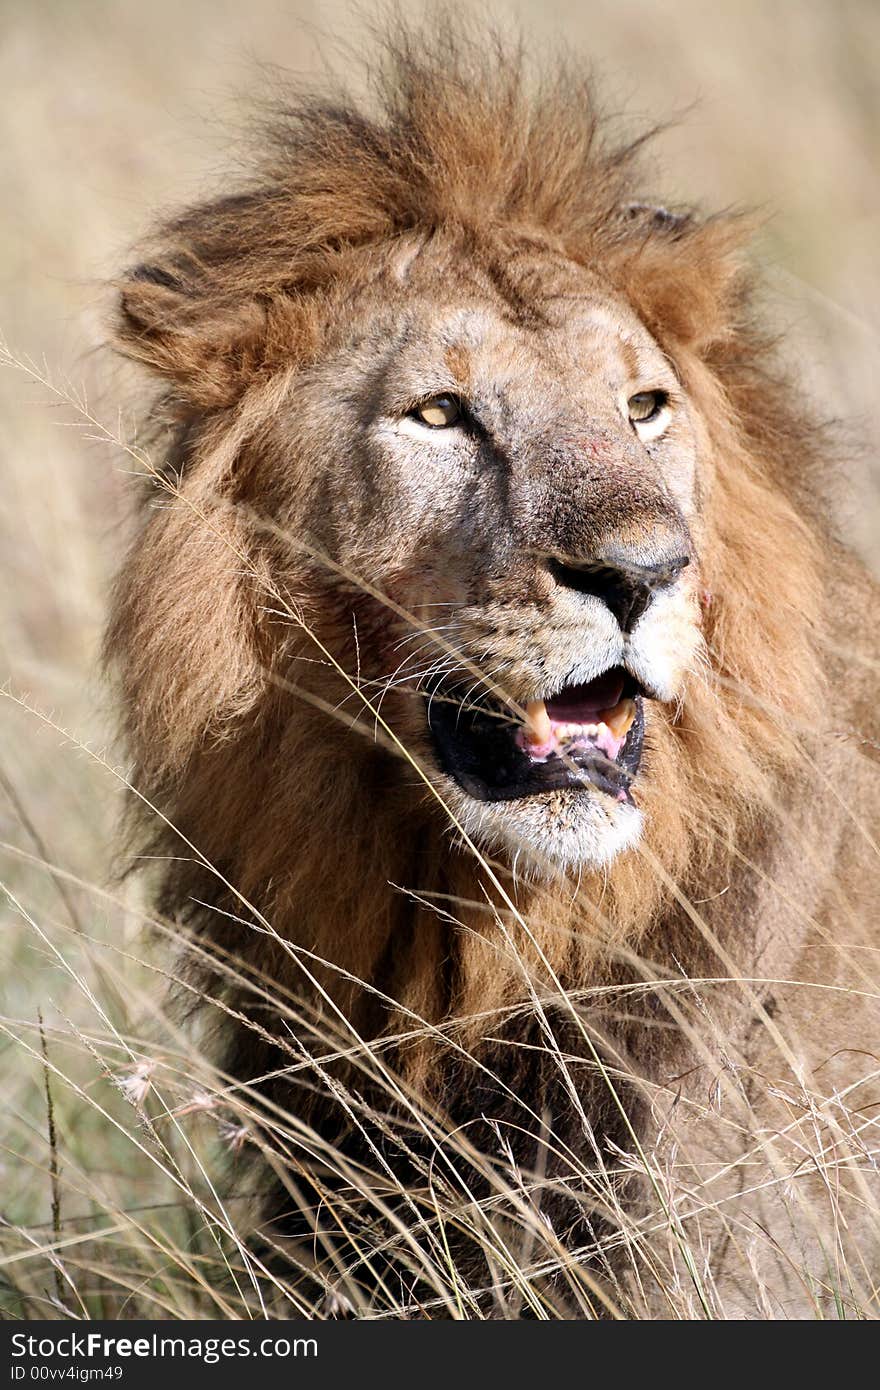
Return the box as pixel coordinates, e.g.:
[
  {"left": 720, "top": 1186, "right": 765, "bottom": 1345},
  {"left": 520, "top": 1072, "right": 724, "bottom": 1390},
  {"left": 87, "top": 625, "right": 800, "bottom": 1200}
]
[{"left": 426, "top": 665, "right": 646, "bottom": 803}]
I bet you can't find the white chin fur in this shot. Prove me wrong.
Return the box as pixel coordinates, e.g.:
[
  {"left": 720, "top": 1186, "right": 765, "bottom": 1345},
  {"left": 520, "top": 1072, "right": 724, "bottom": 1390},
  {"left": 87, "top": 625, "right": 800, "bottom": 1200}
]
[{"left": 442, "top": 781, "right": 644, "bottom": 879}]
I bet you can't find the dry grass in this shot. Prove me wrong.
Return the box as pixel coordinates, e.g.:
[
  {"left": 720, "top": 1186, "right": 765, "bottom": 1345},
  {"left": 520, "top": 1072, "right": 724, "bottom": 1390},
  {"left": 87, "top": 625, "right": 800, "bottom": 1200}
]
[{"left": 1, "top": 0, "right": 878, "bottom": 1320}]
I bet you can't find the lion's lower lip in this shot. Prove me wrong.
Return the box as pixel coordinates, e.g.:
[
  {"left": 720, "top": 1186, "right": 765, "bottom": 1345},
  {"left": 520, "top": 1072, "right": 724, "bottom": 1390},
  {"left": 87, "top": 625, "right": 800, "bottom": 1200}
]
[{"left": 425, "top": 668, "right": 646, "bottom": 804}]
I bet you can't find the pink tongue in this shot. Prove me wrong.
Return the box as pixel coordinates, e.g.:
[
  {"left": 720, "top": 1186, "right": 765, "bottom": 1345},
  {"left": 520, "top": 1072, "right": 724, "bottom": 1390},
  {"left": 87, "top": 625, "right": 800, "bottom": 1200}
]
[{"left": 546, "top": 671, "right": 625, "bottom": 724}]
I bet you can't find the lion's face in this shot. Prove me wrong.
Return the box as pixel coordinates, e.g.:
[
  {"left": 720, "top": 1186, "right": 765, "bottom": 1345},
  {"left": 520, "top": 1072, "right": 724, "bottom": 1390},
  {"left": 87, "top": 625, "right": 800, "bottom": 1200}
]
[{"left": 287, "top": 237, "right": 705, "bottom": 873}]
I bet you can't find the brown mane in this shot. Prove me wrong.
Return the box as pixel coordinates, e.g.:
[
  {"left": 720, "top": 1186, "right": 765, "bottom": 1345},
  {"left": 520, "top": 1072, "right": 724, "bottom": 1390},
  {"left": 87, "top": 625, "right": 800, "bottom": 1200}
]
[{"left": 106, "top": 16, "right": 829, "bottom": 1092}]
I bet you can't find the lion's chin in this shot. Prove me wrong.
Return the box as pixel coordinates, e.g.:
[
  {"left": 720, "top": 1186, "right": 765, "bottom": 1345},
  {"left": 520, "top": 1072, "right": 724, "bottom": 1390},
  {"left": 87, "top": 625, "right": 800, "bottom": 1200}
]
[{"left": 441, "top": 779, "right": 644, "bottom": 877}]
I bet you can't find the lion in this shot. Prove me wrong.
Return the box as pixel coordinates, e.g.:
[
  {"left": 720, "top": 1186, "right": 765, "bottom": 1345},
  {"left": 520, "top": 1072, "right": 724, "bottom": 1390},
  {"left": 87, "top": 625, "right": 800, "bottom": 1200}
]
[{"left": 106, "top": 20, "right": 880, "bottom": 1317}]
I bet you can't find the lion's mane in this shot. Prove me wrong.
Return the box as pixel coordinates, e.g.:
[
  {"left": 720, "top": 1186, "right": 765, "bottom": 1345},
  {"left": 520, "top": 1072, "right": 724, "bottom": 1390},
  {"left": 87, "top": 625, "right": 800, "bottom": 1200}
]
[{"left": 107, "top": 19, "right": 832, "bottom": 1105}]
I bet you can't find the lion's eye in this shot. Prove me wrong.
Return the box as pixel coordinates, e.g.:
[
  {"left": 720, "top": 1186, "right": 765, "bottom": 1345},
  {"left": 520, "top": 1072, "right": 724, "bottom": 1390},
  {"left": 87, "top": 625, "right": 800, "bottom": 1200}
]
[
  {"left": 627, "top": 389, "right": 671, "bottom": 442},
  {"left": 627, "top": 390, "right": 667, "bottom": 424},
  {"left": 412, "top": 395, "right": 462, "bottom": 428}
]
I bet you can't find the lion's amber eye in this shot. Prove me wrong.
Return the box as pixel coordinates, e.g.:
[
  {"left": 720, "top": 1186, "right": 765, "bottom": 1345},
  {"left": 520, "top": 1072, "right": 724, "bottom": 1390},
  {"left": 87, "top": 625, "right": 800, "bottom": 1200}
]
[
  {"left": 627, "top": 390, "right": 668, "bottom": 424},
  {"left": 413, "top": 395, "right": 462, "bottom": 428}
]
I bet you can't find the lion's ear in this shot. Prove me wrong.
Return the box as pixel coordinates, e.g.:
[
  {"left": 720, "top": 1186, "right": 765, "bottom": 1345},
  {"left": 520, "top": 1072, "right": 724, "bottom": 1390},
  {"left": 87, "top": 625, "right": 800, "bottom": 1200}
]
[
  {"left": 611, "top": 210, "right": 751, "bottom": 353},
  {"left": 115, "top": 262, "right": 271, "bottom": 409},
  {"left": 619, "top": 202, "right": 694, "bottom": 238}
]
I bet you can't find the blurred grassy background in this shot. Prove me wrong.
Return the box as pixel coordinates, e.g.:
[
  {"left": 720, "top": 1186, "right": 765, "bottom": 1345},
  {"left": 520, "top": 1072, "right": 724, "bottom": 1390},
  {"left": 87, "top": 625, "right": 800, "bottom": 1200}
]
[{"left": 0, "top": 0, "right": 878, "bottom": 1314}]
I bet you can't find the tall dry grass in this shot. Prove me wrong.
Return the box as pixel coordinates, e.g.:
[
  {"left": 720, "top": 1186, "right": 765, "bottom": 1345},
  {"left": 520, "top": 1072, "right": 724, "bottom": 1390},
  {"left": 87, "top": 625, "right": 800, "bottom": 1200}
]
[{"left": 1, "top": 0, "right": 878, "bottom": 1319}]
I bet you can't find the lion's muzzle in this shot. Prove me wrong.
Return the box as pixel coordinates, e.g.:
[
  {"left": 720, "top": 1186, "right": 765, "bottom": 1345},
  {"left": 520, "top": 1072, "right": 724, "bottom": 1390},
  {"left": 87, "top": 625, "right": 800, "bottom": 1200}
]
[{"left": 547, "top": 553, "right": 691, "bottom": 634}]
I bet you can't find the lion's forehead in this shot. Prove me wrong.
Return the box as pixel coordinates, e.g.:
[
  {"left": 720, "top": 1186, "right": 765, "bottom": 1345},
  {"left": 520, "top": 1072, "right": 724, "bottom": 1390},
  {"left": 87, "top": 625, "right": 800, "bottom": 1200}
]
[
  {"left": 338, "top": 237, "right": 667, "bottom": 395},
  {"left": 442, "top": 303, "right": 655, "bottom": 393},
  {"left": 351, "top": 289, "right": 667, "bottom": 416}
]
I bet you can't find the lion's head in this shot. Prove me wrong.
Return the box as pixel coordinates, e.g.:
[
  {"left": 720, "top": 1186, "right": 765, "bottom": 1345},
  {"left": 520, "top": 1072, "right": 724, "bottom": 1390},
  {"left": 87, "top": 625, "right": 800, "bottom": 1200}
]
[
  {"left": 107, "top": 22, "right": 827, "bottom": 1039},
  {"left": 316, "top": 237, "right": 704, "bottom": 872},
  {"left": 251, "top": 225, "right": 709, "bottom": 877}
]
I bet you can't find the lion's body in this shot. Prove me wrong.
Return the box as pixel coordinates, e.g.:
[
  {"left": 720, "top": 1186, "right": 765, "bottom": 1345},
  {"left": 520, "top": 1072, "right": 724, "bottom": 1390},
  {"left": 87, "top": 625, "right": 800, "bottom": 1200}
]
[{"left": 107, "top": 22, "right": 880, "bottom": 1316}]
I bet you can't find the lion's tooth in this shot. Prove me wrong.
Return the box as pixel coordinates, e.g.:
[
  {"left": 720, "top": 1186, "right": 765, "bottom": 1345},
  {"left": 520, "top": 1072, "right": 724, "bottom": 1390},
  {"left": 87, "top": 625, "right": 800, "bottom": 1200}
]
[
  {"left": 524, "top": 699, "right": 551, "bottom": 747},
  {"left": 602, "top": 697, "right": 636, "bottom": 739}
]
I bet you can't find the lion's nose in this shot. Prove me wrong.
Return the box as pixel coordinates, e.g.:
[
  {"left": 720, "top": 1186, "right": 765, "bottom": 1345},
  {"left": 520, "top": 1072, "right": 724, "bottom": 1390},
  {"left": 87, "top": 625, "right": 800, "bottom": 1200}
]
[{"left": 548, "top": 553, "right": 690, "bottom": 634}]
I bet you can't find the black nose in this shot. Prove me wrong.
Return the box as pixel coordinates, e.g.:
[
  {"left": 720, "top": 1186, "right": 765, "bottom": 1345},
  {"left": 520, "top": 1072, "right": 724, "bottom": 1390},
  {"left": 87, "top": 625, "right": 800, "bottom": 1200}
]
[{"left": 549, "top": 553, "right": 690, "bottom": 633}]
